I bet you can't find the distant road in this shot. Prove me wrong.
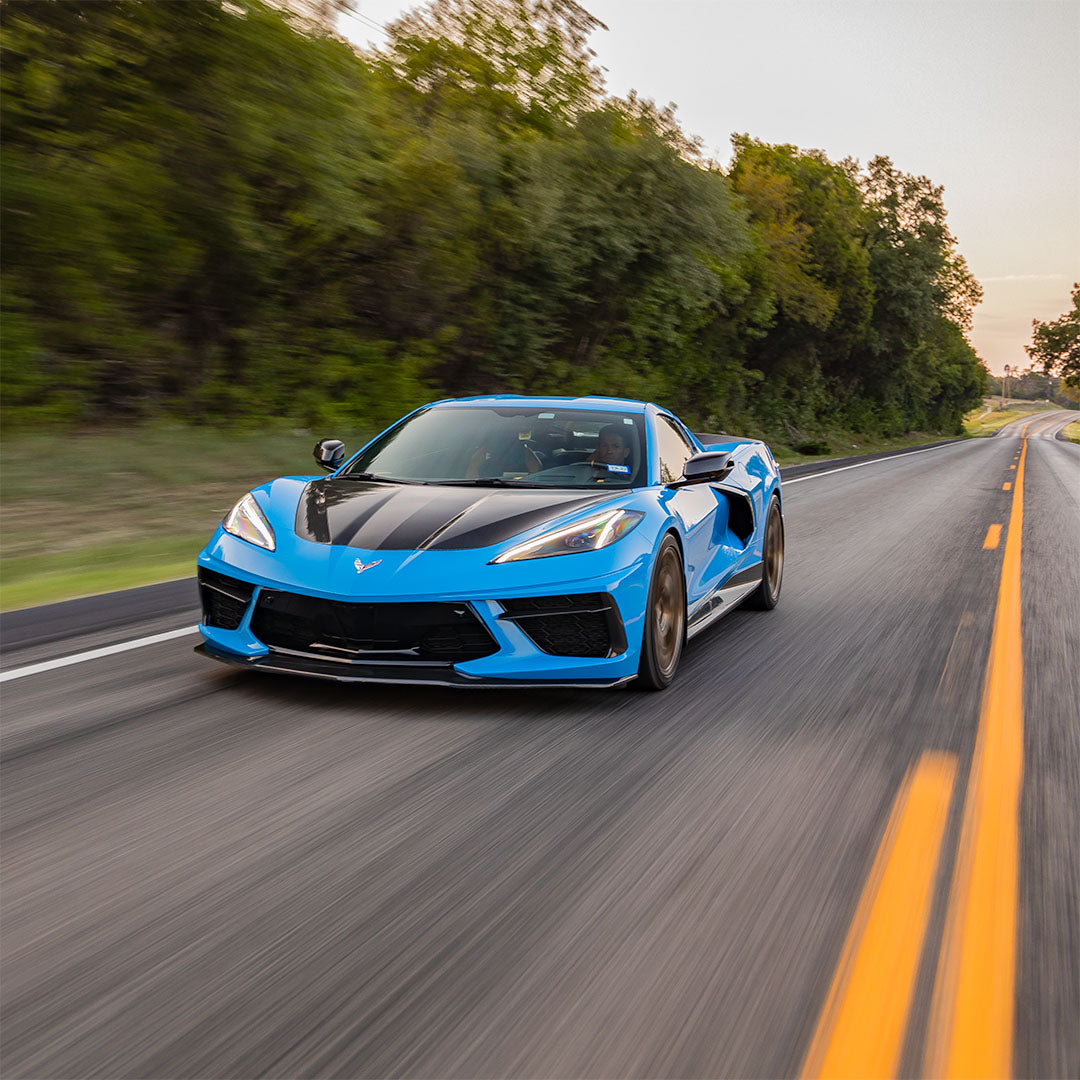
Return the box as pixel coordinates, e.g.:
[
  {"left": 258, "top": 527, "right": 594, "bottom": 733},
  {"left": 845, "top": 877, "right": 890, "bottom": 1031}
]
[
  {"left": 991, "top": 407, "right": 1076, "bottom": 439},
  {"left": 2, "top": 424, "right": 1078, "bottom": 1077}
]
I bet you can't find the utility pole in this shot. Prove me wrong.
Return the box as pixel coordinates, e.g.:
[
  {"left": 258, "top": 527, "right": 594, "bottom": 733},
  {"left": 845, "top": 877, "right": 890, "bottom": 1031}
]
[{"left": 1003, "top": 364, "right": 1011, "bottom": 407}]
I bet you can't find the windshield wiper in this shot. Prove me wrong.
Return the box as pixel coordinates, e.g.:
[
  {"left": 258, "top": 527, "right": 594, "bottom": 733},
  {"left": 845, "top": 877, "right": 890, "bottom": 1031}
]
[
  {"left": 338, "top": 472, "right": 421, "bottom": 485},
  {"left": 433, "top": 477, "right": 547, "bottom": 488}
]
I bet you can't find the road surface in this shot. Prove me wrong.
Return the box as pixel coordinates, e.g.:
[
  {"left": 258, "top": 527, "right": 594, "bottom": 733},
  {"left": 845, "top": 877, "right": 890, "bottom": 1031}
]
[{"left": 2, "top": 412, "right": 1077, "bottom": 1078}]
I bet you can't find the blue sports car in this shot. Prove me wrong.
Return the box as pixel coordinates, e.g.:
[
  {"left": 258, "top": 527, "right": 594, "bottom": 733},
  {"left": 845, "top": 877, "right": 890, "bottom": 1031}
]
[{"left": 195, "top": 396, "right": 784, "bottom": 690}]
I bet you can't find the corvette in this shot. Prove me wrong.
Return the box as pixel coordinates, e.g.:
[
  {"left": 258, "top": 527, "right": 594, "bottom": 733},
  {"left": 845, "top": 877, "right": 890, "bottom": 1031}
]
[{"left": 195, "top": 396, "right": 784, "bottom": 689}]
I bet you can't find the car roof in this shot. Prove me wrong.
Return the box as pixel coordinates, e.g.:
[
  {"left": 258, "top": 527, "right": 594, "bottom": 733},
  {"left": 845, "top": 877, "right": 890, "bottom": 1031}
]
[{"left": 430, "top": 395, "right": 651, "bottom": 414}]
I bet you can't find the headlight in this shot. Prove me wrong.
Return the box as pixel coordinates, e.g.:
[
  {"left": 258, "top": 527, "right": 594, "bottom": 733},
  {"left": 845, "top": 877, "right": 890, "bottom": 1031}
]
[
  {"left": 223, "top": 492, "right": 276, "bottom": 551},
  {"left": 491, "top": 508, "right": 644, "bottom": 564}
]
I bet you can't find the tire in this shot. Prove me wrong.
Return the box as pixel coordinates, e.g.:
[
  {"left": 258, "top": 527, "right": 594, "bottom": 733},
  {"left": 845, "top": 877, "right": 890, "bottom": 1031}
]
[
  {"left": 635, "top": 535, "right": 687, "bottom": 690},
  {"left": 746, "top": 495, "right": 784, "bottom": 610}
]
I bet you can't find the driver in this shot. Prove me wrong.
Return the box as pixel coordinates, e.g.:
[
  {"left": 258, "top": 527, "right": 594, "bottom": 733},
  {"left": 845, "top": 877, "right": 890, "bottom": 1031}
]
[{"left": 589, "top": 425, "right": 632, "bottom": 469}]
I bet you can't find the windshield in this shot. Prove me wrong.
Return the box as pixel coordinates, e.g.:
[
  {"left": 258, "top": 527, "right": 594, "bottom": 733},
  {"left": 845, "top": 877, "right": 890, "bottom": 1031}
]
[{"left": 343, "top": 406, "right": 648, "bottom": 488}]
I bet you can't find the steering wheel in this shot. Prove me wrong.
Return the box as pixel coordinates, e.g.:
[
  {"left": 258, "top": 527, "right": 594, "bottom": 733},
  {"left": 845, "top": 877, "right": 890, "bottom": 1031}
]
[{"left": 529, "top": 461, "right": 624, "bottom": 484}]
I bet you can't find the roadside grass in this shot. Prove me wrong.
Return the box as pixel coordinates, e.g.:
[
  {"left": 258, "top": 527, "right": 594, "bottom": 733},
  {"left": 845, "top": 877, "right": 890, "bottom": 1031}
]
[
  {"left": 1064, "top": 418, "right": 1080, "bottom": 444},
  {"left": 767, "top": 429, "right": 961, "bottom": 467},
  {"left": 0, "top": 424, "right": 370, "bottom": 611},
  {"left": 962, "top": 401, "right": 1059, "bottom": 437}
]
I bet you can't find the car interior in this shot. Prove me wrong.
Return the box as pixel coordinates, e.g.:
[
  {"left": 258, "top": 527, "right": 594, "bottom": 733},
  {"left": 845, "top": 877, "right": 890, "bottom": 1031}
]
[{"left": 477, "top": 414, "right": 644, "bottom": 485}]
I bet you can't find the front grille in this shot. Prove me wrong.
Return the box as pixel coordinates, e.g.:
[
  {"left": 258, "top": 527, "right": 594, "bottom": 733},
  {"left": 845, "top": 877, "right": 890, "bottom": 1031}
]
[
  {"left": 199, "top": 568, "right": 256, "bottom": 630},
  {"left": 499, "top": 593, "right": 626, "bottom": 658},
  {"left": 250, "top": 592, "right": 498, "bottom": 664}
]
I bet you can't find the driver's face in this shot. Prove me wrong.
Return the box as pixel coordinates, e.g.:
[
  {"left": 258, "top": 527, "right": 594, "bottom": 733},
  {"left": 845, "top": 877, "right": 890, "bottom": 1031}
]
[{"left": 594, "top": 434, "right": 629, "bottom": 464}]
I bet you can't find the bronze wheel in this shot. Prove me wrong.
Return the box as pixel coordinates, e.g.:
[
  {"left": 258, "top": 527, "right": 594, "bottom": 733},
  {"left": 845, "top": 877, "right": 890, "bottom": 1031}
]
[
  {"left": 747, "top": 496, "right": 784, "bottom": 610},
  {"left": 636, "top": 536, "right": 686, "bottom": 690}
]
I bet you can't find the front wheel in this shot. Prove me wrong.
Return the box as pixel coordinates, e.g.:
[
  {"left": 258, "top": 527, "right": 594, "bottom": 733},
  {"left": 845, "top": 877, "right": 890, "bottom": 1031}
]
[
  {"left": 635, "top": 536, "right": 686, "bottom": 690},
  {"left": 746, "top": 495, "right": 784, "bottom": 610}
]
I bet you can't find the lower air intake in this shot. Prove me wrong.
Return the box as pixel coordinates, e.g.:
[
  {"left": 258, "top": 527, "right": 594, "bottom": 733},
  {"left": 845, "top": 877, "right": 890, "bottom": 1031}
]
[
  {"left": 250, "top": 592, "right": 498, "bottom": 663},
  {"left": 199, "top": 569, "right": 255, "bottom": 630},
  {"left": 499, "top": 593, "right": 626, "bottom": 658}
]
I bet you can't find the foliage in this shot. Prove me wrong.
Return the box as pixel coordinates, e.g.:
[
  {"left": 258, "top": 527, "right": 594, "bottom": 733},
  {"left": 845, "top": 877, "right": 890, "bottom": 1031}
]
[
  {"left": 855, "top": 156, "right": 984, "bottom": 433},
  {"left": 1026, "top": 284, "right": 1080, "bottom": 389},
  {"left": 728, "top": 141, "right": 984, "bottom": 437},
  {"left": 382, "top": 0, "right": 606, "bottom": 130},
  {"left": 1, "top": 0, "right": 985, "bottom": 440}
]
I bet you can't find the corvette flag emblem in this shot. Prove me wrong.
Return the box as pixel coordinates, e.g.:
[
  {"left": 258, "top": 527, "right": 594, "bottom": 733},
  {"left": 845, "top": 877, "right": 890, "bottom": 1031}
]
[{"left": 354, "top": 558, "right": 382, "bottom": 574}]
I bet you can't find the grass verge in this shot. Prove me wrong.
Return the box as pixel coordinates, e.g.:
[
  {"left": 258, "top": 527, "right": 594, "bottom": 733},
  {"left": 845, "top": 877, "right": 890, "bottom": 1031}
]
[
  {"left": 0, "top": 423, "right": 370, "bottom": 611},
  {"left": 962, "top": 401, "right": 1059, "bottom": 437},
  {"left": 1064, "top": 418, "right": 1080, "bottom": 444},
  {"left": 767, "top": 429, "right": 960, "bottom": 468}
]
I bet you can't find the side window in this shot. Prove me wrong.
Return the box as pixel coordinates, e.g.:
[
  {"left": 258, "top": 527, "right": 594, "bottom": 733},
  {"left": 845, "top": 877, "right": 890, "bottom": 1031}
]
[{"left": 655, "top": 416, "right": 696, "bottom": 483}]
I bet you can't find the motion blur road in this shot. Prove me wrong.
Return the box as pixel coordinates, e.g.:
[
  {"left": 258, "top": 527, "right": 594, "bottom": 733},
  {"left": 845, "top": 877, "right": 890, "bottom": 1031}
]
[{"left": 2, "top": 412, "right": 1077, "bottom": 1079}]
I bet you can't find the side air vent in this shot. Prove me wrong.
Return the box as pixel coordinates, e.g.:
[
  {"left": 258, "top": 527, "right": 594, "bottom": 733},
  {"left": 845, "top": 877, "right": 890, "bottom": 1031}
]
[
  {"left": 199, "top": 568, "right": 256, "bottom": 630},
  {"left": 499, "top": 594, "right": 627, "bottom": 658},
  {"left": 721, "top": 490, "right": 755, "bottom": 546}
]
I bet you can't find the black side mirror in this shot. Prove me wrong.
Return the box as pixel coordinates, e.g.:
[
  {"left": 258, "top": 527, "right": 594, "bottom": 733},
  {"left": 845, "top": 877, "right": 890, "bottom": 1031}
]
[
  {"left": 314, "top": 439, "right": 346, "bottom": 471},
  {"left": 671, "top": 451, "right": 735, "bottom": 486}
]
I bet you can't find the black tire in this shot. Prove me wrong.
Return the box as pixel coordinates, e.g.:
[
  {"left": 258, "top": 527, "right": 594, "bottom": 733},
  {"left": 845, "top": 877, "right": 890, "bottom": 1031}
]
[
  {"left": 746, "top": 495, "right": 784, "bottom": 610},
  {"left": 635, "top": 536, "right": 686, "bottom": 690}
]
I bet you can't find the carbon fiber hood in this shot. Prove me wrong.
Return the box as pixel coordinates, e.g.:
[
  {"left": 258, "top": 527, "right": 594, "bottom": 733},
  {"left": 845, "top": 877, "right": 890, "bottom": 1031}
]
[{"left": 295, "top": 479, "right": 614, "bottom": 552}]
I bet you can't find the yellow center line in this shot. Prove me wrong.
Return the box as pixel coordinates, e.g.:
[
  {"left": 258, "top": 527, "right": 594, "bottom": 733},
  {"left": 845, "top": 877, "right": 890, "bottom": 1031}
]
[
  {"left": 925, "top": 436, "right": 1027, "bottom": 1079},
  {"left": 801, "top": 753, "right": 958, "bottom": 1080},
  {"left": 983, "top": 525, "right": 1002, "bottom": 549},
  {"left": 1003, "top": 482, "right": 1011, "bottom": 490}
]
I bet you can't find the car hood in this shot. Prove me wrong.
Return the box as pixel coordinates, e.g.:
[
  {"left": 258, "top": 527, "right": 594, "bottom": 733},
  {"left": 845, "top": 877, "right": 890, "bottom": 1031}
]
[{"left": 294, "top": 478, "right": 618, "bottom": 552}]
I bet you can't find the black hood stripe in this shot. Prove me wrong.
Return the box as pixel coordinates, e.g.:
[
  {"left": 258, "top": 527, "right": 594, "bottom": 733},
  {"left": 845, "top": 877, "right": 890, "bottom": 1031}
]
[
  {"left": 332, "top": 489, "right": 397, "bottom": 548},
  {"left": 295, "top": 480, "right": 613, "bottom": 551},
  {"left": 371, "top": 492, "right": 494, "bottom": 551},
  {"left": 412, "top": 499, "right": 491, "bottom": 551}
]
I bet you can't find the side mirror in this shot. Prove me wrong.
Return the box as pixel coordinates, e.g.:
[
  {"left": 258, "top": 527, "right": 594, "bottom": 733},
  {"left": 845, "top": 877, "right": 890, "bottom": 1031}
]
[
  {"left": 672, "top": 451, "right": 735, "bottom": 486},
  {"left": 314, "top": 438, "right": 346, "bottom": 471}
]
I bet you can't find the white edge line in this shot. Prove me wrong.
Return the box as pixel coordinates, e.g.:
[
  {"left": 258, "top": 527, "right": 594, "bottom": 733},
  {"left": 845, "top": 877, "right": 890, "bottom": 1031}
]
[
  {"left": 782, "top": 441, "right": 960, "bottom": 485},
  {"left": 1, "top": 625, "right": 201, "bottom": 684}
]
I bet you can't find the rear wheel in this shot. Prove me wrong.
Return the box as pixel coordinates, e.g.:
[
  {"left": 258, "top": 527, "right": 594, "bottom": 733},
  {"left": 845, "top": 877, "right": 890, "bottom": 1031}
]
[
  {"left": 635, "top": 536, "right": 686, "bottom": 690},
  {"left": 746, "top": 496, "right": 784, "bottom": 610}
]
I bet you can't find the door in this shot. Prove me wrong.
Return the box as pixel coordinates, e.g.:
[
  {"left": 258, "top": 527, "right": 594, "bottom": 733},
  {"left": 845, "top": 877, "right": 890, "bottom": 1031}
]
[{"left": 653, "top": 415, "right": 725, "bottom": 611}]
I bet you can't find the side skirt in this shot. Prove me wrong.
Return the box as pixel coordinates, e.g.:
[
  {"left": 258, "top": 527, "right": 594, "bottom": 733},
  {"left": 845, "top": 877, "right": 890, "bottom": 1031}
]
[{"left": 686, "top": 562, "right": 763, "bottom": 640}]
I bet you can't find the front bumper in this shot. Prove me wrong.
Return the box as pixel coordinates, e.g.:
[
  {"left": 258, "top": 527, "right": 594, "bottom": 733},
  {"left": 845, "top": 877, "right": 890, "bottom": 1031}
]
[{"left": 195, "top": 537, "right": 652, "bottom": 686}]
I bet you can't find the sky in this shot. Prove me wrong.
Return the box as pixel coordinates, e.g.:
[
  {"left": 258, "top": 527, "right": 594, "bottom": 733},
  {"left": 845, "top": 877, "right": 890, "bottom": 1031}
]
[{"left": 339, "top": 0, "right": 1080, "bottom": 376}]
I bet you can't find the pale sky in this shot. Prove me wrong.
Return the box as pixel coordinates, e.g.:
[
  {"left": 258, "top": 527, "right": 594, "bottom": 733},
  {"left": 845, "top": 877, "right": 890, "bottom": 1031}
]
[{"left": 341, "top": 0, "right": 1080, "bottom": 376}]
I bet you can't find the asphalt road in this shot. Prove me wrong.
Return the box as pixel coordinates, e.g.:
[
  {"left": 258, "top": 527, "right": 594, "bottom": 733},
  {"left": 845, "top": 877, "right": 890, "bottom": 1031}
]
[{"left": 2, "top": 414, "right": 1077, "bottom": 1078}]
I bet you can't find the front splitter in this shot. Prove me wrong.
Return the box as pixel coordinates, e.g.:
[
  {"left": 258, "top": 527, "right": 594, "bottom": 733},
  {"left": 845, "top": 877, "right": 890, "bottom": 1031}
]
[{"left": 195, "top": 642, "right": 634, "bottom": 689}]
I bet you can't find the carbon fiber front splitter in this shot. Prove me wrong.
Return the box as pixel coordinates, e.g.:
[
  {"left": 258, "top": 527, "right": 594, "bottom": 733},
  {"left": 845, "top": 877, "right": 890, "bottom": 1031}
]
[{"left": 194, "top": 642, "right": 634, "bottom": 689}]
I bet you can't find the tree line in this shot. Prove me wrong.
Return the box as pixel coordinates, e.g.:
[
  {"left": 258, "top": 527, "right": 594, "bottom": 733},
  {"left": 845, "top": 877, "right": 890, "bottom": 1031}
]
[
  {"left": 1, "top": 0, "right": 988, "bottom": 445},
  {"left": 985, "top": 369, "right": 1076, "bottom": 407}
]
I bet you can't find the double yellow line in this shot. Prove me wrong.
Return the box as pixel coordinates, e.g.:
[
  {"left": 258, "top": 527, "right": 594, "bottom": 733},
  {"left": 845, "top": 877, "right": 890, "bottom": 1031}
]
[{"left": 803, "top": 437, "right": 1028, "bottom": 1079}]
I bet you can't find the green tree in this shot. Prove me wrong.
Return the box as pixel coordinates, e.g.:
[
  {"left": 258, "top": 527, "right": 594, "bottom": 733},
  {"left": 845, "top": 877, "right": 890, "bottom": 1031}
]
[
  {"left": 856, "top": 156, "right": 984, "bottom": 431},
  {"left": 381, "top": 0, "right": 606, "bottom": 132},
  {"left": 728, "top": 137, "right": 873, "bottom": 436},
  {"left": 1026, "top": 284, "right": 1080, "bottom": 389}
]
